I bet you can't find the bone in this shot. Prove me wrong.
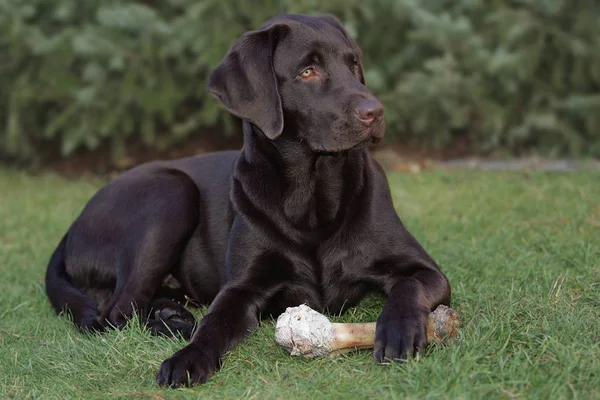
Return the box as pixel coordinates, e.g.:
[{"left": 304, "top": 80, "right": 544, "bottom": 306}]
[{"left": 275, "top": 304, "right": 459, "bottom": 358}]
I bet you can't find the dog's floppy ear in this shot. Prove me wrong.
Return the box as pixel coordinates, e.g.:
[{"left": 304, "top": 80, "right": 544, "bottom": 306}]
[
  {"left": 207, "top": 24, "right": 288, "bottom": 140},
  {"left": 318, "top": 13, "right": 366, "bottom": 85}
]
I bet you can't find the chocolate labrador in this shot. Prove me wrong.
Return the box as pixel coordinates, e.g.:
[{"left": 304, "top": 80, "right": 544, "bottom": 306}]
[{"left": 45, "top": 13, "right": 451, "bottom": 387}]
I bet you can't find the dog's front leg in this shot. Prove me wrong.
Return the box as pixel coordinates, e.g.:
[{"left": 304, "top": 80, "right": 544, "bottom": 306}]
[
  {"left": 156, "top": 286, "right": 260, "bottom": 387},
  {"left": 372, "top": 263, "right": 451, "bottom": 363}
]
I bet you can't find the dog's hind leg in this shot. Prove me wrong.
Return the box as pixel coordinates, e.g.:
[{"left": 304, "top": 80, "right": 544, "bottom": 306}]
[{"left": 93, "top": 169, "right": 200, "bottom": 330}]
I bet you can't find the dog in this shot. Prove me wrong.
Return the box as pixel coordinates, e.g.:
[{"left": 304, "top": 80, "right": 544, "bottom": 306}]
[{"left": 45, "top": 13, "right": 451, "bottom": 388}]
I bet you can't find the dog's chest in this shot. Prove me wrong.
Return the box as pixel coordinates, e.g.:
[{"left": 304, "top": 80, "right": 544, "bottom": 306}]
[{"left": 272, "top": 258, "right": 371, "bottom": 316}]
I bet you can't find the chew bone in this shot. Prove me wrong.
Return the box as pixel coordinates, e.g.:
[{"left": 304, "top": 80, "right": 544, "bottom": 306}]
[{"left": 275, "top": 304, "right": 459, "bottom": 358}]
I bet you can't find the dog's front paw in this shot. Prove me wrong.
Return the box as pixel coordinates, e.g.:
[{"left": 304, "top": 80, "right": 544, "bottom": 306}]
[
  {"left": 156, "top": 344, "right": 218, "bottom": 387},
  {"left": 373, "top": 307, "right": 428, "bottom": 363}
]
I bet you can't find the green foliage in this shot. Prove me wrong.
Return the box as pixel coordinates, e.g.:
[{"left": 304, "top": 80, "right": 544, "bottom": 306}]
[
  {"left": 350, "top": 0, "right": 600, "bottom": 156},
  {"left": 0, "top": 0, "right": 235, "bottom": 162},
  {"left": 1, "top": 0, "right": 599, "bottom": 163}
]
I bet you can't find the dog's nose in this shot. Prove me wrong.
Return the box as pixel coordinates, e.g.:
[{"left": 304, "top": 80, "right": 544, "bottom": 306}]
[{"left": 356, "top": 98, "right": 383, "bottom": 125}]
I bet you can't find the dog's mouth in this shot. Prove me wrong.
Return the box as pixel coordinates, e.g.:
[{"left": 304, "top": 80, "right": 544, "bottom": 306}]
[
  {"left": 315, "top": 135, "right": 381, "bottom": 156},
  {"left": 351, "top": 135, "right": 381, "bottom": 150},
  {"left": 311, "top": 118, "right": 385, "bottom": 155}
]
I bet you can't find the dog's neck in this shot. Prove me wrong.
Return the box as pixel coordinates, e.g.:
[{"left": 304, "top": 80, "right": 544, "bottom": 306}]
[{"left": 237, "top": 122, "right": 369, "bottom": 233}]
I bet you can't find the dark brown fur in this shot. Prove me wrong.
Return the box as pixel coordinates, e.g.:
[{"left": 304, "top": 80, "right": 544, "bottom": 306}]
[{"left": 45, "top": 13, "right": 451, "bottom": 388}]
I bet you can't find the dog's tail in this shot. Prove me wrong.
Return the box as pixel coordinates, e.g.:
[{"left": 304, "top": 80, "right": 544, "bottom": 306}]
[{"left": 45, "top": 233, "right": 100, "bottom": 331}]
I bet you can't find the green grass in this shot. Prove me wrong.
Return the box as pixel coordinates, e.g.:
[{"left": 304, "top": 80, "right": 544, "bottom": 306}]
[{"left": 1, "top": 167, "right": 599, "bottom": 400}]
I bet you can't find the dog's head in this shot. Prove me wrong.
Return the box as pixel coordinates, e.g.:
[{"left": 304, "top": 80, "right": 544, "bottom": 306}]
[{"left": 208, "top": 13, "right": 385, "bottom": 153}]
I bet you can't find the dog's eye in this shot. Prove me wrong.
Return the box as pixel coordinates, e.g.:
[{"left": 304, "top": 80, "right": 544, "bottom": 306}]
[{"left": 299, "top": 68, "right": 316, "bottom": 79}]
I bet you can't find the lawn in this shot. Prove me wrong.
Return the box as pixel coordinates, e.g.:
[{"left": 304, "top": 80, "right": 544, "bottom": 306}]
[{"left": 0, "top": 167, "right": 598, "bottom": 399}]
